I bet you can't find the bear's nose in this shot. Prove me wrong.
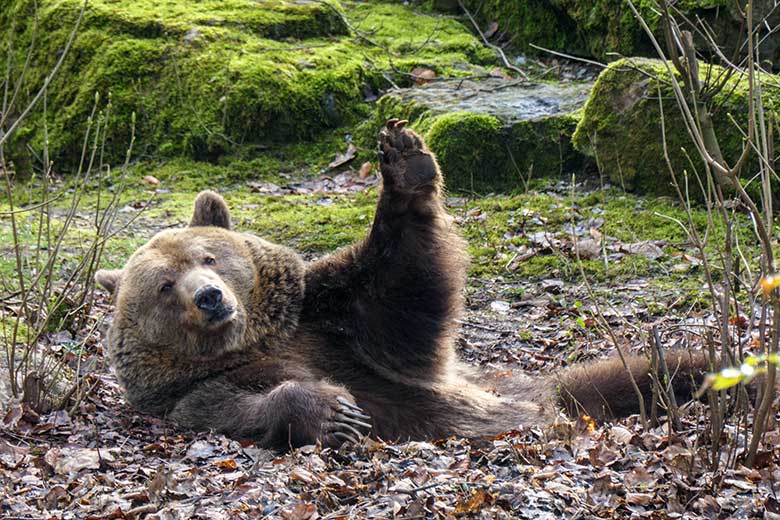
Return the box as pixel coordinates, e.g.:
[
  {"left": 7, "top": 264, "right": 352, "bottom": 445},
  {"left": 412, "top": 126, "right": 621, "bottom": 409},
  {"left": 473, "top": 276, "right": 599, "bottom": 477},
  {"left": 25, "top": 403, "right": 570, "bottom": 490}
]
[{"left": 194, "top": 285, "right": 223, "bottom": 312}]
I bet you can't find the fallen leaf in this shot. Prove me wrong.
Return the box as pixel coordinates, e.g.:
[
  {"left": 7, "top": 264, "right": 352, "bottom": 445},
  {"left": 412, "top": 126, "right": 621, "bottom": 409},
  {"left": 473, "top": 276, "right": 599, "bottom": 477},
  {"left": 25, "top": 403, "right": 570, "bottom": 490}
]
[
  {"left": 281, "top": 502, "right": 318, "bottom": 520},
  {"left": 290, "top": 467, "right": 318, "bottom": 484},
  {"left": 147, "top": 466, "right": 169, "bottom": 502},
  {"left": 411, "top": 67, "right": 436, "bottom": 85},
  {"left": 624, "top": 466, "right": 657, "bottom": 489},
  {"left": 215, "top": 458, "right": 238, "bottom": 471},
  {"left": 622, "top": 241, "right": 664, "bottom": 260},
  {"left": 358, "top": 161, "right": 372, "bottom": 179},
  {"left": 627, "top": 492, "right": 653, "bottom": 506},
  {"left": 610, "top": 425, "right": 634, "bottom": 445},
  {"left": 574, "top": 237, "right": 601, "bottom": 259},
  {"left": 53, "top": 447, "right": 107, "bottom": 476},
  {"left": 186, "top": 440, "right": 215, "bottom": 459},
  {"left": 455, "top": 488, "right": 492, "bottom": 514},
  {"left": 328, "top": 144, "right": 357, "bottom": 170}
]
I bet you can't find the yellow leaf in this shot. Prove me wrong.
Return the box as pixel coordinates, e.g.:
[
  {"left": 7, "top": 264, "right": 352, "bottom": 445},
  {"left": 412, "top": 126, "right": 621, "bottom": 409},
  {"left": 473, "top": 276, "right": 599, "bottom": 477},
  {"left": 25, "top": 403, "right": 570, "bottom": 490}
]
[
  {"left": 710, "top": 368, "right": 744, "bottom": 390},
  {"left": 215, "top": 458, "right": 237, "bottom": 470},
  {"left": 760, "top": 273, "right": 780, "bottom": 295}
]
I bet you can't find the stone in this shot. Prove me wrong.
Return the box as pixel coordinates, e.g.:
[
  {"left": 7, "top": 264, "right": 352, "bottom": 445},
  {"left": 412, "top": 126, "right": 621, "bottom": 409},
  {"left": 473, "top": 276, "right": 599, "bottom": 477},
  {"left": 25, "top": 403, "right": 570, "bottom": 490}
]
[
  {"left": 376, "top": 79, "right": 593, "bottom": 192},
  {"left": 572, "top": 58, "right": 780, "bottom": 195}
]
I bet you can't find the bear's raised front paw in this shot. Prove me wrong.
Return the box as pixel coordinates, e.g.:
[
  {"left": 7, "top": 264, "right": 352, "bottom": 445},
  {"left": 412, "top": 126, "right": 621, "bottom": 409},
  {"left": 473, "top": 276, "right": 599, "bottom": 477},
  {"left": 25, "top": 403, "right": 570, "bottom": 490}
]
[
  {"left": 322, "top": 395, "right": 372, "bottom": 448},
  {"left": 378, "top": 118, "right": 439, "bottom": 190}
]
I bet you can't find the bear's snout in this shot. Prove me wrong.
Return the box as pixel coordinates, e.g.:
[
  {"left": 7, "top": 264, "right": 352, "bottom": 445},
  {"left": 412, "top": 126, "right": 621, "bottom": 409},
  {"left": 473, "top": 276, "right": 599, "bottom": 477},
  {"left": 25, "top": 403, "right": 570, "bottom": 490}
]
[
  {"left": 195, "top": 284, "right": 223, "bottom": 312},
  {"left": 192, "top": 283, "right": 236, "bottom": 325}
]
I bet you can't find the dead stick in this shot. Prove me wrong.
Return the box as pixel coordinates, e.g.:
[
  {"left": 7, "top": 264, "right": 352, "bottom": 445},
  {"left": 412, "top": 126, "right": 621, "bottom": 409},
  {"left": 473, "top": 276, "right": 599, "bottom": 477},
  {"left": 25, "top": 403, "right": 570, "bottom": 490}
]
[{"left": 456, "top": 0, "right": 529, "bottom": 80}]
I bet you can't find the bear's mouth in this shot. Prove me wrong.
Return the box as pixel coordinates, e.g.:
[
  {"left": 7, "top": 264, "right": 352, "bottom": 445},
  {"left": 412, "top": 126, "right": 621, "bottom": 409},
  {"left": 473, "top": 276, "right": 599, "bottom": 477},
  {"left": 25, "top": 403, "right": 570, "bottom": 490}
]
[{"left": 207, "top": 306, "right": 236, "bottom": 326}]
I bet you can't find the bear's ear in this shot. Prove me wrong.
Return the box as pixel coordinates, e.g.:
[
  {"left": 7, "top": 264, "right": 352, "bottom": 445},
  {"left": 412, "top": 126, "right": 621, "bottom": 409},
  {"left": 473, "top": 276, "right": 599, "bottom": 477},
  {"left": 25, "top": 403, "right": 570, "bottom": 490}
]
[
  {"left": 190, "top": 190, "right": 231, "bottom": 229},
  {"left": 95, "top": 269, "right": 123, "bottom": 295}
]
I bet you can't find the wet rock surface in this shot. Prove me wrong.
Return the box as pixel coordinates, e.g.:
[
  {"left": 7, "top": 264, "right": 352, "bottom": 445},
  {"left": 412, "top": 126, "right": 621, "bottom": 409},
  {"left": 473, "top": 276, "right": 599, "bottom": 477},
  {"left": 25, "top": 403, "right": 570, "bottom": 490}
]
[{"left": 389, "top": 79, "right": 592, "bottom": 123}]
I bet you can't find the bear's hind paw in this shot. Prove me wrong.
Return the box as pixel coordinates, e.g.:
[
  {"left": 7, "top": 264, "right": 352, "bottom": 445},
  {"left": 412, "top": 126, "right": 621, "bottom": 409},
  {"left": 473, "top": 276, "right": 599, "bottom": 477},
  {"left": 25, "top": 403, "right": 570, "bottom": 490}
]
[{"left": 378, "top": 119, "right": 439, "bottom": 191}]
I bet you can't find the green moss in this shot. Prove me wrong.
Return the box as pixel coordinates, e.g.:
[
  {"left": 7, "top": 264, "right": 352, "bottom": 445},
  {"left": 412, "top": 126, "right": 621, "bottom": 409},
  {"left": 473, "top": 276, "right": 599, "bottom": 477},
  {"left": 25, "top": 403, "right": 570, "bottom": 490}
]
[
  {"left": 508, "top": 112, "right": 584, "bottom": 185},
  {"left": 459, "top": 0, "right": 585, "bottom": 57},
  {"left": 573, "top": 57, "right": 780, "bottom": 195},
  {"left": 2, "top": 0, "right": 496, "bottom": 171},
  {"left": 453, "top": 0, "right": 763, "bottom": 68},
  {"left": 551, "top": 0, "right": 659, "bottom": 60},
  {"left": 425, "top": 112, "right": 508, "bottom": 192}
]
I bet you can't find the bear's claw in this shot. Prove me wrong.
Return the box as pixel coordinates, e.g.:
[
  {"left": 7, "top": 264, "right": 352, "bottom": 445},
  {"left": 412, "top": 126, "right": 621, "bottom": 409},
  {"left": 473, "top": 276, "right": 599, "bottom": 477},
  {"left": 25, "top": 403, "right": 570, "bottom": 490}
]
[
  {"left": 326, "top": 397, "right": 372, "bottom": 445},
  {"left": 336, "top": 396, "right": 370, "bottom": 417}
]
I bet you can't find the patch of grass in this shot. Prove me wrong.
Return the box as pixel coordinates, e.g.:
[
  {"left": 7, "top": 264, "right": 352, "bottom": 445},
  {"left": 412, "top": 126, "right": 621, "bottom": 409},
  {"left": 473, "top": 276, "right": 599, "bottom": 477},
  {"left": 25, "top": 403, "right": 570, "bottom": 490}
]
[
  {"left": 1, "top": 168, "right": 756, "bottom": 315},
  {"left": 456, "top": 186, "right": 753, "bottom": 290}
]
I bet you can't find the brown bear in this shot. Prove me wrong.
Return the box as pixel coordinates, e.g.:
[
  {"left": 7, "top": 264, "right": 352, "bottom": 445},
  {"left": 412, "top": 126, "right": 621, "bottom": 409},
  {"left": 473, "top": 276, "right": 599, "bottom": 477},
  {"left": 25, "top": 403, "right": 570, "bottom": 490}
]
[{"left": 96, "top": 120, "right": 706, "bottom": 450}]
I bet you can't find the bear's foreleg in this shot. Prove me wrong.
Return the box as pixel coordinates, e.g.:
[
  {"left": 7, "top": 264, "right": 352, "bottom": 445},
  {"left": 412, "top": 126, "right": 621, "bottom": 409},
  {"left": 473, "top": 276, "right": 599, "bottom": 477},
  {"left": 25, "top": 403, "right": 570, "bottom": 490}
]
[{"left": 169, "top": 379, "right": 371, "bottom": 449}]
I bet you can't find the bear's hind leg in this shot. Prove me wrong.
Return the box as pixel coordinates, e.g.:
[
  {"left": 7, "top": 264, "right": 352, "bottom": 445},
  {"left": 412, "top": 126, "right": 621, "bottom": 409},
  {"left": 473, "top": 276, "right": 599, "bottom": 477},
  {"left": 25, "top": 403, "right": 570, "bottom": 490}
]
[{"left": 303, "top": 120, "right": 467, "bottom": 382}]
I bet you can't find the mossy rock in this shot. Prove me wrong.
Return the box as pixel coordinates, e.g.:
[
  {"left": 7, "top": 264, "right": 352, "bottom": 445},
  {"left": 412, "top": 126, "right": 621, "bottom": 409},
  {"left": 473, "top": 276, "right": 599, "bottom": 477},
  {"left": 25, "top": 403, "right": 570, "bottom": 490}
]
[
  {"left": 572, "top": 57, "right": 780, "bottom": 195},
  {"left": 454, "top": 0, "right": 779, "bottom": 71},
  {"left": 1, "top": 0, "right": 496, "bottom": 171},
  {"left": 373, "top": 79, "right": 592, "bottom": 192}
]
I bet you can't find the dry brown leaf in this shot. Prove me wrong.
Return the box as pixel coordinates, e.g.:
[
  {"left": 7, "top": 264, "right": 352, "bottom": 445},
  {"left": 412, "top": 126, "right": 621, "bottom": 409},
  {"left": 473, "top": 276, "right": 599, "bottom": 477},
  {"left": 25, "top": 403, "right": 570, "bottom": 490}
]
[
  {"left": 358, "top": 161, "right": 372, "bottom": 179},
  {"left": 290, "top": 467, "right": 318, "bottom": 484},
  {"left": 53, "top": 447, "right": 106, "bottom": 476},
  {"left": 411, "top": 67, "right": 436, "bottom": 85},
  {"left": 281, "top": 502, "right": 318, "bottom": 520},
  {"left": 455, "top": 488, "right": 493, "bottom": 514},
  {"left": 610, "top": 425, "right": 634, "bottom": 445},
  {"left": 215, "top": 458, "right": 238, "bottom": 470},
  {"left": 627, "top": 492, "right": 653, "bottom": 506},
  {"left": 328, "top": 144, "right": 357, "bottom": 170}
]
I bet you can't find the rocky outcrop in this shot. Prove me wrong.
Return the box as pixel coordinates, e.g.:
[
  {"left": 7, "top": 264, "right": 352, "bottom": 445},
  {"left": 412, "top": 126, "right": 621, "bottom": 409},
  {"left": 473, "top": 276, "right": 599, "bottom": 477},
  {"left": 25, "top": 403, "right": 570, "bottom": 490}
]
[
  {"left": 572, "top": 58, "right": 780, "bottom": 194},
  {"left": 376, "top": 79, "right": 593, "bottom": 192}
]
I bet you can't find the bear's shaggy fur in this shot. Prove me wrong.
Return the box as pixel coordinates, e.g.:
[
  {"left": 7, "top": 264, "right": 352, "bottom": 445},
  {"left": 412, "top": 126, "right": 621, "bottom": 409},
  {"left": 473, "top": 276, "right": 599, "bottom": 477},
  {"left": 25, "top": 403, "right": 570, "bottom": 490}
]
[{"left": 96, "top": 121, "right": 707, "bottom": 449}]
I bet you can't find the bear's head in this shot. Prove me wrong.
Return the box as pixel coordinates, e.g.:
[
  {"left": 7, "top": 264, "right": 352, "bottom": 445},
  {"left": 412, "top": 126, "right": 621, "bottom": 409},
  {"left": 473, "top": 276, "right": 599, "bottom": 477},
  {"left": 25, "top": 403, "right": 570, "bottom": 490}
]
[{"left": 96, "top": 191, "right": 305, "bottom": 360}]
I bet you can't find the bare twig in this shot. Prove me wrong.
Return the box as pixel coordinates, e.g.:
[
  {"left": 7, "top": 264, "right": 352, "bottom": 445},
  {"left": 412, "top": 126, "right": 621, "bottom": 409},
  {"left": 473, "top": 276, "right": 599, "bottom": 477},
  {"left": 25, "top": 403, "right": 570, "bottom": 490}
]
[{"left": 456, "top": 0, "right": 529, "bottom": 80}]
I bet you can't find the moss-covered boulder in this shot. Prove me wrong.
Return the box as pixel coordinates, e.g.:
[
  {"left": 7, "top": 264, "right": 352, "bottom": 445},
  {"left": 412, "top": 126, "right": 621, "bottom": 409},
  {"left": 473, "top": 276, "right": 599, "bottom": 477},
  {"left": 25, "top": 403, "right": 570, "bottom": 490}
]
[
  {"left": 455, "top": 0, "right": 779, "bottom": 71},
  {"left": 374, "top": 79, "right": 592, "bottom": 192},
  {"left": 1, "top": 0, "right": 496, "bottom": 170},
  {"left": 572, "top": 58, "right": 780, "bottom": 194}
]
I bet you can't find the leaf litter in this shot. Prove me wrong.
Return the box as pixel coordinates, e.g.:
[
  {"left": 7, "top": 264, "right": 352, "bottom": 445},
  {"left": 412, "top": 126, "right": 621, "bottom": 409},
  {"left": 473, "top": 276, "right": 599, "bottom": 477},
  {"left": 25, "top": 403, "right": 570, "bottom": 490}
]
[{"left": 2, "top": 185, "right": 779, "bottom": 518}]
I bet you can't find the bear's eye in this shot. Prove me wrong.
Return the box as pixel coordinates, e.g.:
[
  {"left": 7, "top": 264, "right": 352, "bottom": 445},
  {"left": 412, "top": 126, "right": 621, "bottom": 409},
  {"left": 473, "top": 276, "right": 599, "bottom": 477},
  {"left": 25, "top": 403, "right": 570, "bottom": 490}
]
[
  {"left": 160, "top": 282, "right": 174, "bottom": 293},
  {"left": 204, "top": 256, "right": 216, "bottom": 266}
]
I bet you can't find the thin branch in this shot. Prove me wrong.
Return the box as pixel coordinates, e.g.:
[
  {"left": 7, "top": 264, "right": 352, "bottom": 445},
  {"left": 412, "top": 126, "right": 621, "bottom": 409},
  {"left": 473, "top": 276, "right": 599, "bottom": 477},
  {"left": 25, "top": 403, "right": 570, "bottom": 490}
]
[{"left": 456, "top": 0, "right": 529, "bottom": 80}]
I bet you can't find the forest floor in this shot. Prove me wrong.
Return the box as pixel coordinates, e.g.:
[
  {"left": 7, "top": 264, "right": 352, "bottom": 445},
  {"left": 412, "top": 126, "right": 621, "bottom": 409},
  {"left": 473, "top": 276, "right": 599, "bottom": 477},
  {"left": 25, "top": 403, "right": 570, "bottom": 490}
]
[
  {"left": 2, "top": 0, "right": 779, "bottom": 516},
  {"left": 2, "top": 155, "right": 779, "bottom": 519}
]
